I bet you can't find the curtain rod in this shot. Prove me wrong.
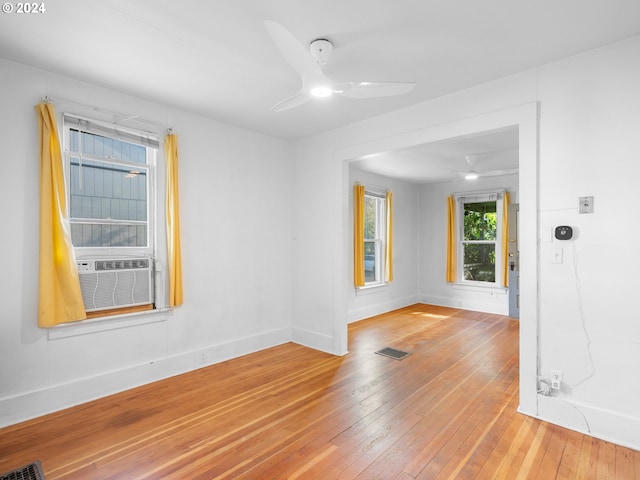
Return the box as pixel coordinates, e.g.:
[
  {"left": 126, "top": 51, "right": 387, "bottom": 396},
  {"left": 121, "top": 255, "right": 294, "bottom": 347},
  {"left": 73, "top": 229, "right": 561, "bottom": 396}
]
[
  {"left": 355, "top": 182, "right": 390, "bottom": 194},
  {"left": 43, "top": 95, "right": 173, "bottom": 134},
  {"left": 454, "top": 188, "right": 506, "bottom": 197}
]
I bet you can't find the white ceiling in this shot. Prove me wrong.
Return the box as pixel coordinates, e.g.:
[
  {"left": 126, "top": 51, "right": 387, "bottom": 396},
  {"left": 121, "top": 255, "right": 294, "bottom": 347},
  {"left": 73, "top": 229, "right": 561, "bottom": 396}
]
[
  {"left": 350, "top": 127, "right": 519, "bottom": 184},
  {"left": 1, "top": 0, "right": 639, "bottom": 181}
]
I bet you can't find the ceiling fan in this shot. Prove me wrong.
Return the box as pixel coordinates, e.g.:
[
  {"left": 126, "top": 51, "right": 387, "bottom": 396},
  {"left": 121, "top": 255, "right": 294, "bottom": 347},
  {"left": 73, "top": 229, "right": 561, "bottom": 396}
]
[
  {"left": 460, "top": 154, "right": 519, "bottom": 181},
  {"left": 264, "top": 20, "right": 416, "bottom": 112}
]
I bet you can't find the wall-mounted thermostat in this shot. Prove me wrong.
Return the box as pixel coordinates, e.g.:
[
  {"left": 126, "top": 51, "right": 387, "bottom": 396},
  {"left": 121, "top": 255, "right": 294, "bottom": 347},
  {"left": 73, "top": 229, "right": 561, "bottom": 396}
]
[{"left": 554, "top": 225, "right": 573, "bottom": 240}]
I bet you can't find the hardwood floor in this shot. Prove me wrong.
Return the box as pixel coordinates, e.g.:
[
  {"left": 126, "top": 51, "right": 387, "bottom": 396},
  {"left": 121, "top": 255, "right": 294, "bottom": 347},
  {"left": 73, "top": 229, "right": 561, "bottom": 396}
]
[{"left": 1, "top": 304, "right": 638, "bottom": 479}]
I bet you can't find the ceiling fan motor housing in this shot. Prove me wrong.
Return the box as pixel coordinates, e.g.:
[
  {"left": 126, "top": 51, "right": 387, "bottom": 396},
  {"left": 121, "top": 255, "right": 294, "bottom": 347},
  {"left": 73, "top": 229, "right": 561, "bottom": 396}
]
[
  {"left": 310, "top": 38, "right": 333, "bottom": 65},
  {"left": 264, "top": 21, "right": 416, "bottom": 112}
]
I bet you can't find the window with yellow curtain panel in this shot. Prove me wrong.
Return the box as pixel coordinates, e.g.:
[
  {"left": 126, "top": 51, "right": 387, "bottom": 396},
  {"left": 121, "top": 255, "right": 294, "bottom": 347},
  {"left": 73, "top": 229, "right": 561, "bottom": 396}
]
[
  {"left": 62, "top": 114, "right": 160, "bottom": 317},
  {"left": 355, "top": 185, "right": 392, "bottom": 288},
  {"left": 454, "top": 191, "right": 508, "bottom": 287}
]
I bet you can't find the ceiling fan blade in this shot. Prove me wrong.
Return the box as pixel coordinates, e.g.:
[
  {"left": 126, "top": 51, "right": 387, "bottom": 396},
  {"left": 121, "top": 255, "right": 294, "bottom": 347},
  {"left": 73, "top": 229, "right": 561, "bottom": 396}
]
[
  {"left": 479, "top": 168, "right": 519, "bottom": 177},
  {"left": 265, "top": 21, "right": 416, "bottom": 112},
  {"left": 340, "top": 82, "right": 416, "bottom": 99},
  {"left": 270, "top": 92, "right": 311, "bottom": 112},
  {"left": 264, "top": 20, "right": 322, "bottom": 76}
]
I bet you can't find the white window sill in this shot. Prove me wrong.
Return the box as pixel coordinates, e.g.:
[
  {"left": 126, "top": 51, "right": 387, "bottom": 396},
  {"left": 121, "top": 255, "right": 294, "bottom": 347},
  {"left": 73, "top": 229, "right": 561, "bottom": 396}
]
[
  {"left": 356, "top": 283, "right": 389, "bottom": 295},
  {"left": 47, "top": 307, "right": 171, "bottom": 340}
]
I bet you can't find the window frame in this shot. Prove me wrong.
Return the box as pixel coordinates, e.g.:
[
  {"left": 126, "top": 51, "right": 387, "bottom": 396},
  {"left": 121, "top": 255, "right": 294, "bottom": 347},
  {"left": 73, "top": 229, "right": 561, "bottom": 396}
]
[
  {"left": 456, "top": 192, "right": 505, "bottom": 287},
  {"left": 62, "top": 114, "right": 158, "bottom": 259},
  {"left": 363, "top": 191, "right": 387, "bottom": 287}
]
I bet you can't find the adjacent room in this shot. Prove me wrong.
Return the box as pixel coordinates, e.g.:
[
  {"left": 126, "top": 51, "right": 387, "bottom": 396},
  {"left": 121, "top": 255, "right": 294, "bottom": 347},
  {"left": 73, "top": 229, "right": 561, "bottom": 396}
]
[{"left": 1, "top": 0, "right": 639, "bottom": 478}]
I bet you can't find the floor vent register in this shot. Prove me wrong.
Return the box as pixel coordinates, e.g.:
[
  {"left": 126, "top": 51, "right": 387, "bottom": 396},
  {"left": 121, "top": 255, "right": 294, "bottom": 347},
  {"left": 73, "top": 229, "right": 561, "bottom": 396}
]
[
  {"left": 0, "top": 461, "right": 45, "bottom": 480},
  {"left": 375, "top": 347, "right": 411, "bottom": 360}
]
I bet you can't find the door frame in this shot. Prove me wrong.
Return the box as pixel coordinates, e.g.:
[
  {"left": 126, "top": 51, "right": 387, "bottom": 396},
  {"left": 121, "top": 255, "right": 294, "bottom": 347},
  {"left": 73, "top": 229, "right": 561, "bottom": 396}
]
[
  {"left": 334, "top": 103, "right": 539, "bottom": 416},
  {"left": 508, "top": 202, "right": 520, "bottom": 318}
]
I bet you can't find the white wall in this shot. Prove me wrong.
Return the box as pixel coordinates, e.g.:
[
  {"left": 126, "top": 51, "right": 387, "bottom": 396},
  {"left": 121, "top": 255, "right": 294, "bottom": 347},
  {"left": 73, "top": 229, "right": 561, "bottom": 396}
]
[
  {"left": 0, "top": 58, "right": 293, "bottom": 426},
  {"left": 418, "top": 175, "right": 519, "bottom": 315},
  {"left": 291, "top": 36, "right": 640, "bottom": 449},
  {"left": 534, "top": 37, "right": 640, "bottom": 446},
  {"left": 2, "top": 33, "right": 639, "bottom": 450},
  {"left": 347, "top": 168, "right": 418, "bottom": 323}
]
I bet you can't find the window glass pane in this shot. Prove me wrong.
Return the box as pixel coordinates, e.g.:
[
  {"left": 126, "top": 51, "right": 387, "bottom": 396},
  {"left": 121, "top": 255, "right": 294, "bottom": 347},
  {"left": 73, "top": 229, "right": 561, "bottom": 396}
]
[
  {"left": 362, "top": 193, "right": 386, "bottom": 286},
  {"left": 364, "top": 196, "right": 377, "bottom": 240},
  {"left": 69, "top": 129, "right": 78, "bottom": 151},
  {"left": 71, "top": 130, "right": 147, "bottom": 165},
  {"left": 463, "top": 201, "right": 497, "bottom": 241},
  {"left": 364, "top": 241, "right": 376, "bottom": 283},
  {"left": 69, "top": 158, "right": 147, "bottom": 222},
  {"left": 71, "top": 223, "right": 147, "bottom": 248},
  {"left": 463, "top": 243, "right": 496, "bottom": 282},
  {"left": 67, "top": 125, "right": 150, "bottom": 249}
]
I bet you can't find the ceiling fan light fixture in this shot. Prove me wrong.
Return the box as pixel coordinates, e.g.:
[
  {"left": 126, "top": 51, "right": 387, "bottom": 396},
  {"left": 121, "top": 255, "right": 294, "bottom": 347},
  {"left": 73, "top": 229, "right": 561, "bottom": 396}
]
[
  {"left": 264, "top": 21, "right": 416, "bottom": 112},
  {"left": 464, "top": 154, "right": 479, "bottom": 180},
  {"left": 311, "top": 86, "right": 333, "bottom": 97}
]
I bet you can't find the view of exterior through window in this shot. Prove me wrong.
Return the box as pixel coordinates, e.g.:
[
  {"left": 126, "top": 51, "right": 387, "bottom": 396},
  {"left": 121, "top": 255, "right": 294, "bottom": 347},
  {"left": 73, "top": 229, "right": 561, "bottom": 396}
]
[
  {"left": 364, "top": 193, "right": 385, "bottom": 284},
  {"left": 62, "top": 116, "right": 160, "bottom": 314},
  {"left": 65, "top": 126, "right": 153, "bottom": 249},
  {"left": 462, "top": 200, "right": 498, "bottom": 283}
]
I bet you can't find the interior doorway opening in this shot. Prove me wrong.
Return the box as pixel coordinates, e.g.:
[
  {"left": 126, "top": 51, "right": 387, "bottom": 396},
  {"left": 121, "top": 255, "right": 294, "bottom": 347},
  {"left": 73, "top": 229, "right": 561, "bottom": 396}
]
[{"left": 336, "top": 103, "right": 538, "bottom": 416}]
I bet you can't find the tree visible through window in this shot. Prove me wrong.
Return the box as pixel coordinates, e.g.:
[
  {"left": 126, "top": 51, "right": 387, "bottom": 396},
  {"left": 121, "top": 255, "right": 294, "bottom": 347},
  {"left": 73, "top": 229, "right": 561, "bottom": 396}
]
[{"left": 459, "top": 195, "right": 503, "bottom": 284}]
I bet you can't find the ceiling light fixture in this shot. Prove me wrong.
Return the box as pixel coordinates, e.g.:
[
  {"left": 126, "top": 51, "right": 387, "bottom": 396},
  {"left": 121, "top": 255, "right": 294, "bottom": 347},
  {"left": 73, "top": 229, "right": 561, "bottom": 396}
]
[
  {"left": 310, "top": 86, "right": 333, "bottom": 97},
  {"left": 264, "top": 21, "right": 416, "bottom": 112},
  {"left": 464, "top": 154, "right": 479, "bottom": 180}
]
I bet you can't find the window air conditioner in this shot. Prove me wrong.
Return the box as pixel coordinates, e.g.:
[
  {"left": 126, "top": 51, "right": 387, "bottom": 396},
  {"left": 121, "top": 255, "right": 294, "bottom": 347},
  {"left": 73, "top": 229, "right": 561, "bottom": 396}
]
[{"left": 76, "top": 258, "right": 154, "bottom": 312}]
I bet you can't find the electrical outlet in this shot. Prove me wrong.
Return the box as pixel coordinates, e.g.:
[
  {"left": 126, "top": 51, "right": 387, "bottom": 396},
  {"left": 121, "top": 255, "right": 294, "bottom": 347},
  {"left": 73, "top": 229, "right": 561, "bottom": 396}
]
[{"left": 551, "top": 370, "right": 563, "bottom": 390}]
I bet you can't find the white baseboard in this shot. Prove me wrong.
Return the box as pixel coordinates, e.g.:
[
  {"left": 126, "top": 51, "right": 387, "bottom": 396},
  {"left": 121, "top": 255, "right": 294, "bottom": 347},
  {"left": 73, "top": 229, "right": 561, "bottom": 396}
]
[
  {"left": 418, "top": 294, "right": 509, "bottom": 316},
  {"left": 291, "top": 326, "right": 336, "bottom": 355},
  {"left": 533, "top": 394, "right": 640, "bottom": 451},
  {"left": 348, "top": 295, "right": 419, "bottom": 324},
  {"left": 0, "top": 327, "right": 291, "bottom": 428}
]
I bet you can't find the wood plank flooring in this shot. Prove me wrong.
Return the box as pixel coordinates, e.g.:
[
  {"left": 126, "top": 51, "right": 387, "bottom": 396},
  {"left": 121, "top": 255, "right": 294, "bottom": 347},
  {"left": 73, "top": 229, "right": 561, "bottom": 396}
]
[{"left": 1, "top": 304, "right": 638, "bottom": 479}]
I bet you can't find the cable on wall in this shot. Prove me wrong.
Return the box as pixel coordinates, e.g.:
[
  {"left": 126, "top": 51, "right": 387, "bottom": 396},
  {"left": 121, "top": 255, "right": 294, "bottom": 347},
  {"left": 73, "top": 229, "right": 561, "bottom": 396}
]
[{"left": 567, "top": 239, "right": 596, "bottom": 389}]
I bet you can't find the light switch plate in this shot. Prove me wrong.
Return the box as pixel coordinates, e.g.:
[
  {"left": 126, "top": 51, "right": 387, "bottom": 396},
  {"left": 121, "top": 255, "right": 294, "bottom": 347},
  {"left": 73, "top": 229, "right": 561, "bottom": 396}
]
[{"left": 579, "top": 196, "right": 594, "bottom": 214}]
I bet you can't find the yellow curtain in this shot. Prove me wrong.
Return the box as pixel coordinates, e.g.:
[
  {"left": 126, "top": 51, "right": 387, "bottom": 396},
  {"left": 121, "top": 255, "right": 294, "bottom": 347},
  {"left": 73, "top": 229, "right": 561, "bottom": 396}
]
[
  {"left": 36, "top": 102, "right": 86, "bottom": 327},
  {"left": 385, "top": 190, "right": 393, "bottom": 282},
  {"left": 446, "top": 195, "right": 457, "bottom": 283},
  {"left": 165, "top": 134, "right": 184, "bottom": 307},
  {"left": 501, "top": 192, "right": 511, "bottom": 287},
  {"left": 353, "top": 184, "right": 365, "bottom": 287}
]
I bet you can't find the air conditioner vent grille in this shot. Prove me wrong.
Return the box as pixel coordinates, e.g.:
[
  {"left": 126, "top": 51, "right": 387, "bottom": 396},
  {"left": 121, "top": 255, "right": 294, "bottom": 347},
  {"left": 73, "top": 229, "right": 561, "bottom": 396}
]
[
  {"left": 76, "top": 257, "right": 154, "bottom": 312},
  {"left": 95, "top": 258, "right": 150, "bottom": 271}
]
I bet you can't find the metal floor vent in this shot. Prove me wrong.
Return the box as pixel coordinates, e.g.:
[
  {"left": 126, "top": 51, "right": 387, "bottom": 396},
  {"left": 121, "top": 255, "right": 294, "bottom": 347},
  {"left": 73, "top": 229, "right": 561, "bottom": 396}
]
[
  {"left": 0, "top": 461, "right": 45, "bottom": 480},
  {"left": 375, "top": 347, "right": 411, "bottom": 360}
]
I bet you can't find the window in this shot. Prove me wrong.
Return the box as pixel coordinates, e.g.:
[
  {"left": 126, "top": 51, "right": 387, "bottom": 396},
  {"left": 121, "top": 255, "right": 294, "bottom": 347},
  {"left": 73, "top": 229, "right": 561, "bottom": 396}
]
[
  {"left": 458, "top": 193, "right": 504, "bottom": 285},
  {"left": 63, "top": 115, "right": 158, "bottom": 254},
  {"left": 363, "top": 192, "right": 386, "bottom": 285},
  {"left": 62, "top": 115, "right": 161, "bottom": 317}
]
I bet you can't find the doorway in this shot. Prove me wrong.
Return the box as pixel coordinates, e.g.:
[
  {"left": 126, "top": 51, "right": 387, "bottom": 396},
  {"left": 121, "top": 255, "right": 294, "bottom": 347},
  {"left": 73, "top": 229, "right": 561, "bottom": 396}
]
[{"left": 335, "top": 103, "right": 539, "bottom": 416}]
